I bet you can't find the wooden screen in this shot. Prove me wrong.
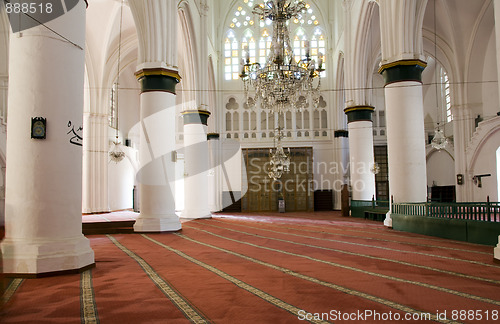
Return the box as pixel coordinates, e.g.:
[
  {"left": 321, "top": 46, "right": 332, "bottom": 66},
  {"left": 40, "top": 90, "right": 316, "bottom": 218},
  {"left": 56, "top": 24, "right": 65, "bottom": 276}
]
[{"left": 242, "top": 147, "right": 313, "bottom": 212}]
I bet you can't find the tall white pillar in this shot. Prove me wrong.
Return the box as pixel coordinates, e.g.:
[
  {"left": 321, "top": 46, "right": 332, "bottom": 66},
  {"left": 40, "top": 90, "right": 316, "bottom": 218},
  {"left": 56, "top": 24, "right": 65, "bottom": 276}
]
[
  {"left": 333, "top": 131, "right": 349, "bottom": 210},
  {"left": 379, "top": 61, "right": 428, "bottom": 226},
  {"left": 82, "top": 113, "right": 109, "bottom": 213},
  {"left": 494, "top": 0, "right": 500, "bottom": 101},
  {"left": 133, "top": 68, "right": 181, "bottom": 232},
  {"left": 181, "top": 110, "right": 211, "bottom": 219},
  {"left": 383, "top": 79, "right": 428, "bottom": 203},
  {"left": 128, "top": 0, "right": 181, "bottom": 232},
  {"left": 344, "top": 107, "right": 376, "bottom": 201},
  {"left": 452, "top": 105, "right": 473, "bottom": 202},
  {"left": 378, "top": 0, "right": 429, "bottom": 226},
  {"left": 208, "top": 133, "right": 222, "bottom": 212},
  {"left": 1, "top": 1, "right": 94, "bottom": 274}
]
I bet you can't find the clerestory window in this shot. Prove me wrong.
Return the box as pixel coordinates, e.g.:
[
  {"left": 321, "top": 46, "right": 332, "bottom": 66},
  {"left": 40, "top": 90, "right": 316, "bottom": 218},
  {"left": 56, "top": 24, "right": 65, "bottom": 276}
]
[{"left": 224, "top": 0, "right": 326, "bottom": 81}]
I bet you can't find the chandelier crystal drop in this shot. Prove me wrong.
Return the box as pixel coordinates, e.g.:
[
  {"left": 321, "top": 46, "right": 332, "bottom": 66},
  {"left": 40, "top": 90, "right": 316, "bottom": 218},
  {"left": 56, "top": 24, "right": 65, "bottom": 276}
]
[
  {"left": 268, "top": 128, "right": 291, "bottom": 180},
  {"left": 240, "top": 0, "right": 324, "bottom": 114}
]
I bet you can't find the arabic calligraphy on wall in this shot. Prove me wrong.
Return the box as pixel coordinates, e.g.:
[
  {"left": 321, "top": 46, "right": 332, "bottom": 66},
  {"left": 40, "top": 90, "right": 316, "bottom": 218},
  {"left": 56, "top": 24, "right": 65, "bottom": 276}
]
[{"left": 67, "top": 121, "right": 83, "bottom": 146}]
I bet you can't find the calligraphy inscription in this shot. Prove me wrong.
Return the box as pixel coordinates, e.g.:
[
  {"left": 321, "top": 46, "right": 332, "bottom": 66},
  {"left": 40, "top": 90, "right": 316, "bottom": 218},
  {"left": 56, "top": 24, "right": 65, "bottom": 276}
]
[{"left": 67, "top": 121, "right": 82, "bottom": 146}]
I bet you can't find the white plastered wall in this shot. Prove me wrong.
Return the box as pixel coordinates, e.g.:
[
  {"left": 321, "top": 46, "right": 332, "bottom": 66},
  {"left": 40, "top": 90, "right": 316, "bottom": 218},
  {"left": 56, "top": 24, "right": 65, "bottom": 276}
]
[{"left": 466, "top": 117, "right": 500, "bottom": 202}]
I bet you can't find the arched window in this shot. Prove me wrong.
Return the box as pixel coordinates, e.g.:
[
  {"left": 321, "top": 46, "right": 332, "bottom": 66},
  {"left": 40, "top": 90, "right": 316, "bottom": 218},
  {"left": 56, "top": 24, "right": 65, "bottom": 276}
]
[
  {"left": 440, "top": 69, "right": 452, "bottom": 122},
  {"left": 224, "top": 0, "right": 325, "bottom": 81}
]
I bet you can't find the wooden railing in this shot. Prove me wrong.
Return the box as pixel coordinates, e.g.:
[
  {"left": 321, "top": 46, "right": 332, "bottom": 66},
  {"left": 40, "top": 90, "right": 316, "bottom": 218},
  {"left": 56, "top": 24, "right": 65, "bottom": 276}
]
[
  {"left": 392, "top": 201, "right": 500, "bottom": 222},
  {"left": 351, "top": 199, "right": 389, "bottom": 209},
  {"left": 350, "top": 198, "right": 389, "bottom": 219}
]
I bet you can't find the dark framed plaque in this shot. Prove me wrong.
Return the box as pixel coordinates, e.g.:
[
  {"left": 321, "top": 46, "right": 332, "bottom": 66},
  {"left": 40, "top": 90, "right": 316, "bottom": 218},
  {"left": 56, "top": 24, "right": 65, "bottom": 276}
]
[{"left": 31, "top": 117, "right": 46, "bottom": 139}]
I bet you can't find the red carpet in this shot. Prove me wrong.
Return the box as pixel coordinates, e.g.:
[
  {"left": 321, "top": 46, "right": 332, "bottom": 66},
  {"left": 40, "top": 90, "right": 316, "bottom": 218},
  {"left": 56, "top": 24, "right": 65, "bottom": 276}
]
[{"left": 1, "top": 212, "right": 499, "bottom": 323}]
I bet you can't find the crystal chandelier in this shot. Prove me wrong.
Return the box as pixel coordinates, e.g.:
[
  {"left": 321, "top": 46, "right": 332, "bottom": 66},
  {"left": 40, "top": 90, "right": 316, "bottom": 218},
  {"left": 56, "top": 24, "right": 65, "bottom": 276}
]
[
  {"left": 110, "top": 140, "right": 126, "bottom": 163},
  {"left": 431, "top": 123, "right": 448, "bottom": 150},
  {"left": 370, "top": 162, "right": 380, "bottom": 175},
  {"left": 109, "top": 0, "right": 126, "bottom": 164},
  {"left": 240, "top": 0, "right": 324, "bottom": 114},
  {"left": 268, "top": 128, "right": 291, "bottom": 180}
]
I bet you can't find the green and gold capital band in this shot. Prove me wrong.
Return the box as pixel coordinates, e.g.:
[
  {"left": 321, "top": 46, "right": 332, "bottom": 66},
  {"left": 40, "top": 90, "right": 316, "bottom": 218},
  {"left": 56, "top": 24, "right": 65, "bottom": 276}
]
[
  {"left": 334, "top": 130, "right": 349, "bottom": 138},
  {"left": 207, "top": 133, "right": 220, "bottom": 140},
  {"left": 181, "top": 110, "right": 211, "bottom": 126},
  {"left": 378, "top": 60, "right": 427, "bottom": 86},
  {"left": 344, "top": 106, "right": 374, "bottom": 123},
  {"left": 135, "top": 68, "right": 181, "bottom": 94}
]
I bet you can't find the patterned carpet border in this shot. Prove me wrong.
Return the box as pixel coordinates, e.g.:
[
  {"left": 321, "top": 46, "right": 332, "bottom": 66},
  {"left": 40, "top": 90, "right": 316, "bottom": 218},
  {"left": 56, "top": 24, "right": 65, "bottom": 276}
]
[
  {"left": 184, "top": 223, "right": 500, "bottom": 307},
  {"left": 206, "top": 220, "right": 499, "bottom": 284},
  {"left": 141, "top": 234, "right": 331, "bottom": 324},
  {"left": 172, "top": 232, "right": 460, "bottom": 324},
  {"left": 107, "top": 235, "right": 210, "bottom": 324}
]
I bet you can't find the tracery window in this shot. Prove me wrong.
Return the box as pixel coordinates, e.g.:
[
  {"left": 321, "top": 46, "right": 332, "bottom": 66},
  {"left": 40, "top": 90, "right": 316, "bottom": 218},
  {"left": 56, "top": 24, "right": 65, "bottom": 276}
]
[
  {"left": 441, "top": 69, "right": 452, "bottom": 122},
  {"left": 223, "top": 0, "right": 329, "bottom": 140},
  {"left": 224, "top": 0, "right": 326, "bottom": 81}
]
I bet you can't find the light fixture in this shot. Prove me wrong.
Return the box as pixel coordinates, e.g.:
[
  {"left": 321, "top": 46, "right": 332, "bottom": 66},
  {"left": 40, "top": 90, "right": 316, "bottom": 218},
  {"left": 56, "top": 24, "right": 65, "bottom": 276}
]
[
  {"left": 370, "top": 162, "right": 380, "bottom": 175},
  {"left": 109, "top": 0, "right": 126, "bottom": 163},
  {"left": 109, "top": 139, "right": 126, "bottom": 163},
  {"left": 268, "top": 127, "right": 290, "bottom": 180},
  {"left": 430, "top": 2, "right": 448, "bottom": 152},
  {"left": 431, "top": 123, "right": 448, "bottom": 150},
  {"left": 239, "top": 0, "right": 324, "bottom": 114}
]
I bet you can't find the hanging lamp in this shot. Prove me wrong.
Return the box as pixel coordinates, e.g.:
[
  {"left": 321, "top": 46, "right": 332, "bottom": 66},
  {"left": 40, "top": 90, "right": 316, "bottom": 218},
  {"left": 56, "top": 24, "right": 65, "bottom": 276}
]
[
  {"left": 429, "top": 0, "right": 448, "bottom": 152},
  {"left": 109, "top": 0, "right": 126, "bottom": 163},
  {"left": 268, "top": 126, "right": 290, "bottom": 180}
]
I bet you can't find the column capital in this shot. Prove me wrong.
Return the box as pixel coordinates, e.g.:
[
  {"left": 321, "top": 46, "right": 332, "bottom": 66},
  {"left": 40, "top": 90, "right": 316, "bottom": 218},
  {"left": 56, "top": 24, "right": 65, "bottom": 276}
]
[
  {"left": 135, "top": 67, "right": 181, "bottom": 94},
  {"left": 182, "top": 109, "right": 211, "bottom": 126},
  {"left": 344, "top": 105, "right": 374, "bottom": 123},
  {"left": 378, "top": 59, "right": 427, "bottom": 85}
]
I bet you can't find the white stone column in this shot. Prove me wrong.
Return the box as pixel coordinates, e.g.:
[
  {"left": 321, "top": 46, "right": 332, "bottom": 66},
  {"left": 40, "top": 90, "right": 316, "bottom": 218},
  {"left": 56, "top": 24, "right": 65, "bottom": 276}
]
[
  {"left": 208, "top": 133, "right": 222, "bottom": 212},
  {"left": 128, "top": 0, "right": 182, "bottom": 232},
  {"left": 133, "top": 69, "right": 181, "bottom": 232},
  {"left": 379, "top": 61, "right": 428, "bottom": 227},
  {"left": 344, "top": 107, "right": 376, "bottom": 201},
  {"left": 333, "top": 131, "right": 349, "bottom": 210},
  {"left": 494, "top": 0, "right": 500, "bottom": 101},
  {"left": 1, "top": 1, "right": 94, "bottom": 274},
  {"left": 384, "top": 80, "right": 428, "bottom": 203},
  {"left": 181, "top": 110, "right": 211, "bottom": 219},
  {"left": 452, "top": 105, "right": 473, "bottom": 202},
  {"left": 82, "top": 113, "right": 109, "bottom": 213},
  {"left": 378, "top": 0, "right": 429, "bottom": 227}
]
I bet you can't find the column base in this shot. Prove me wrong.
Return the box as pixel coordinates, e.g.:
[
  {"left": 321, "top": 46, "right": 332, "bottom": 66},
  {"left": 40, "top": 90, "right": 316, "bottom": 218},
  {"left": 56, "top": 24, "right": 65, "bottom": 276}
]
[
  {"left": 383, "top": 212, "right": 393, "bottom": 228},
  {"left": 494, "top": 236, "right": 500, "bottom": 261},
  {"left": 1, "top": 235, "right": 94, "bottom": 274},
  {"left": 134, "top": 214, "right": 182, "bottom": 232},
  {"left": 180, "top": 210, "right": 212, "bottom": 220}
]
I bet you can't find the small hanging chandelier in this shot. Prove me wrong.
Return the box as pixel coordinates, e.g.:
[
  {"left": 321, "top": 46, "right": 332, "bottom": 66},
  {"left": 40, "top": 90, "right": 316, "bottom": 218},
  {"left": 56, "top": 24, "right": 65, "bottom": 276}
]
[
  {"left": 370, "top": 162, "right": 380, "bottom": 175},
  {"left": 431, "top": 123, "right": 448, "bottom": 150},
  {"left": 109, "top": 0, "right": 126, "bottom": 163},
  {"left": 268, "top": 128, "right": 291, "bottom": 180},
  {"left": 240, "top": 0, "right": 324, "bottom": 114},
  {"left": 110, "top": 139, "right": 126, "bottom": 163}
]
